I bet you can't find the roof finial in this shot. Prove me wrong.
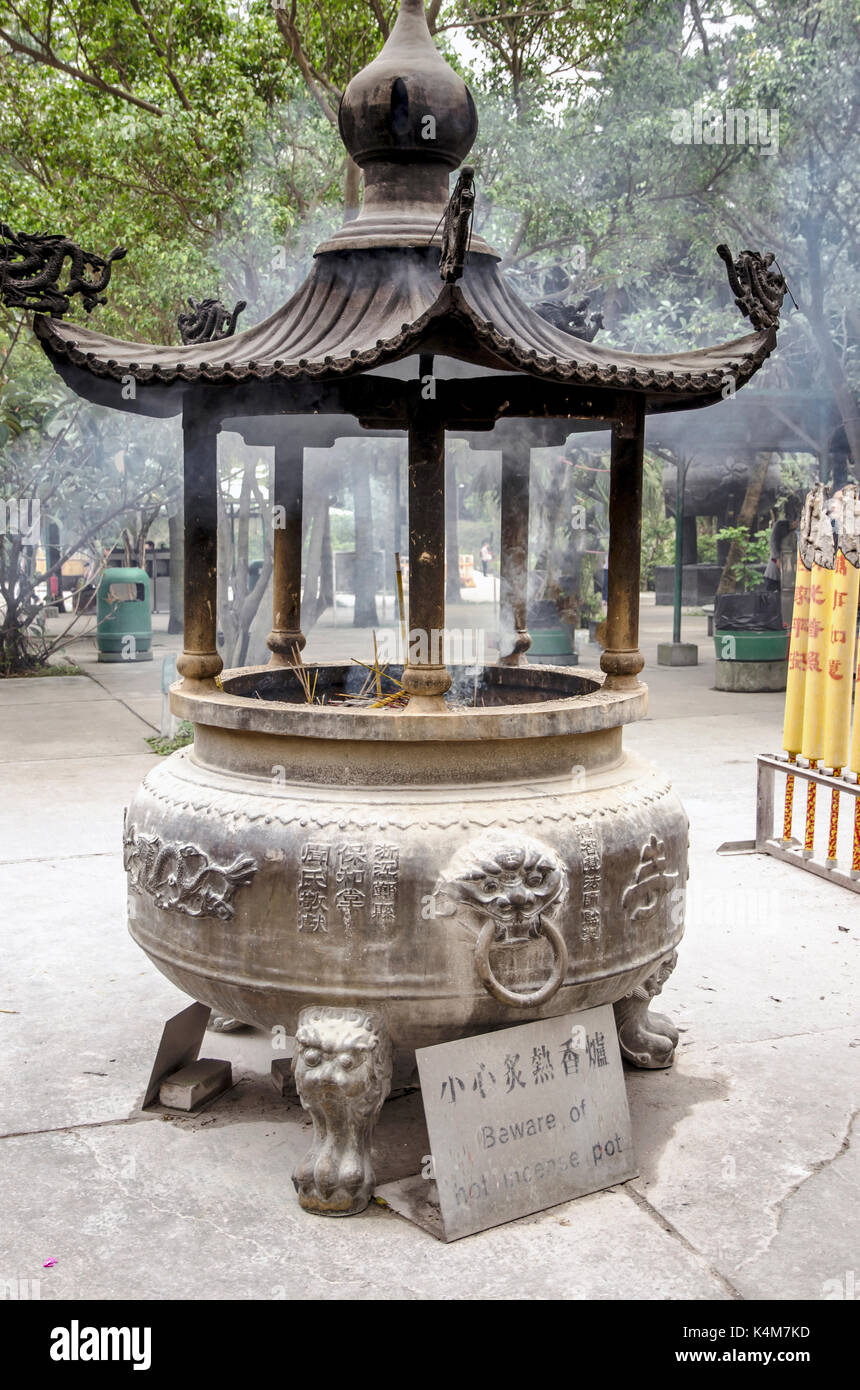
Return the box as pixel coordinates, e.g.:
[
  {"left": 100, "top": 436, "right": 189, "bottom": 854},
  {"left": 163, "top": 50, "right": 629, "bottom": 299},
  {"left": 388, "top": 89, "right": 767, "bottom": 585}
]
[{"left": 337, "top": 0, "right": 476, "bottom": 170}]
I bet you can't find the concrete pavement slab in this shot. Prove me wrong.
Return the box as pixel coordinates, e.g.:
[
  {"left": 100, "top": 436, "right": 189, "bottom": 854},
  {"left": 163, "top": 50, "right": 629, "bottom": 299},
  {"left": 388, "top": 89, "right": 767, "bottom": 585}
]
[
  {"left": 0, "top": 754, "right": 157, "bottom": 862},
  {"left": 0, "top": 854, "right": 187, "bottom": 1136},
  {"left": 0, "top": 675, "right": 109, "bottom": 707},
  {"left": 120, "top": 697, "right": 163, "bottom": 732},
  {"left": 0, "top": 698, "right": 157, "bottom": 765},
  {"left": 626, "top": 1029, "right": 859, "bottom": 1301},
  {"left": 0, "top": 1112, "right": 732, "bottom": 1301}
]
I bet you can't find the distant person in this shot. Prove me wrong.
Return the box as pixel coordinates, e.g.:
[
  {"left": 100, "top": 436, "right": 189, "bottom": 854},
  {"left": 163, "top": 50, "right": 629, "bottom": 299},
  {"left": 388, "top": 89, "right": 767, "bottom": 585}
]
[{"left": 480, "top": 540, "right": 493, "bottom": 577}]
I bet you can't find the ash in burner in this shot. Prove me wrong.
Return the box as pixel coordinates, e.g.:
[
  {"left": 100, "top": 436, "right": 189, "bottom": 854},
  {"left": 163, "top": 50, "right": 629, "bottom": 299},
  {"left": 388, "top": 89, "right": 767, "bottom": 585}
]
[{"left": 221, "top": 664, "right": 599, "bottom": 708}]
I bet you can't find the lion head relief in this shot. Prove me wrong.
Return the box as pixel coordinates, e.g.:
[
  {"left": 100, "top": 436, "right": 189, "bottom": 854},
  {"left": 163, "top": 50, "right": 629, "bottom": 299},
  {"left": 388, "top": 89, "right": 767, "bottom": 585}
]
[{"left": 433, "top": 834, "right": 567, "bottom": 944}]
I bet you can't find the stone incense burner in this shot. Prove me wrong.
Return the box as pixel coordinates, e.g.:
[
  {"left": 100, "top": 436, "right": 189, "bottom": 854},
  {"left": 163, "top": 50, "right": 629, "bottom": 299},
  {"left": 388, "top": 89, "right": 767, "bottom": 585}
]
[
  {"left": 31, "top": 0, "right": 785, "bottom": 1216},
  {"left": 125, "top": 662, "right": 686, "bottom": 1213}
]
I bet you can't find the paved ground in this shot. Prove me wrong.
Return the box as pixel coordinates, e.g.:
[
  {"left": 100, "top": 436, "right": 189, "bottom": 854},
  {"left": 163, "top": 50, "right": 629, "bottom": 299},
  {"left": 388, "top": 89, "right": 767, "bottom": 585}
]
[{"left": 1, "top": 597, "right": 857, "bottom": 1301}]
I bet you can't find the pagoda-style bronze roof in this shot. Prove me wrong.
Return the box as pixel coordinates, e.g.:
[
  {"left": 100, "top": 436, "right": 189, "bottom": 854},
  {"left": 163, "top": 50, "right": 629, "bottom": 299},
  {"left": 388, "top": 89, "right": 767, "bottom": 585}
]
[
  {"left": 28, "top": 0, "right": 782, "bottom": 417},
  {"left": 34, "top": 245, "right": 776, "bottom": 412}
]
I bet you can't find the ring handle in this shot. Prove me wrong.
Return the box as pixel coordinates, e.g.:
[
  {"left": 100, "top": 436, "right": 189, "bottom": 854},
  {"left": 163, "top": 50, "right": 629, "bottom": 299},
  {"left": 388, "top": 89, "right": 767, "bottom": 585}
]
[{"left": 475, "top": 918, "right": 569, "bottom": 1008}]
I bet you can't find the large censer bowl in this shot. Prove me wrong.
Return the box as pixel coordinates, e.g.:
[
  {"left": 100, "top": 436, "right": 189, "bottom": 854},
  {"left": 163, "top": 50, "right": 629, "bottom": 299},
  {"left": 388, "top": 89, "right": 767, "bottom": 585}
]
[{"left": 125, "top": 664, "right": 687, "bottom": 1056}]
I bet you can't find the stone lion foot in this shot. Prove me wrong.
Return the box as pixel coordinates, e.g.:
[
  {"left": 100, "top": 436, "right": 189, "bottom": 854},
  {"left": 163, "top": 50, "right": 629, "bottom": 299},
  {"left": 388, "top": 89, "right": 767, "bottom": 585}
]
[
  {"left": 292, "top": 1006, "right": 392, "bottom": 1216},
  {"left": 614, "top": 950, "right": 679, "bottom": 1070}
]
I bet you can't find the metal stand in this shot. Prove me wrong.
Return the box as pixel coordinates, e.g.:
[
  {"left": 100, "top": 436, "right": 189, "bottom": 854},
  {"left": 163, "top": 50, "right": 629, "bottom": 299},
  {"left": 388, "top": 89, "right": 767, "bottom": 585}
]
[{"left": 756, "top": 754, "right": 860, "bottom": 893}]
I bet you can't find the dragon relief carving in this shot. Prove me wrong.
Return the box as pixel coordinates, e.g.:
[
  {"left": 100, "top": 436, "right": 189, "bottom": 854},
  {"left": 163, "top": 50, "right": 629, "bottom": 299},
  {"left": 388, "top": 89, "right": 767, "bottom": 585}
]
[
  {"left": 123, "top": 824, "right": 257, "bottom": 920},
  {"left": 177, "top": 295, "right": 246, "bottom": 344},
  {"left": 433, "top": 834, "right": 567, "bottom": 943},
  {"left": 532, "top": 296, "right": 604, "bottom": 342},
  {"left": 439, "top": 165, "right": 475, "bottom": 284},
  {"left": 0, "top": 222, "right": 126, "bottom": 316},
  {"left": 716, "top": 243, "right": 787, "bottom": 330}
]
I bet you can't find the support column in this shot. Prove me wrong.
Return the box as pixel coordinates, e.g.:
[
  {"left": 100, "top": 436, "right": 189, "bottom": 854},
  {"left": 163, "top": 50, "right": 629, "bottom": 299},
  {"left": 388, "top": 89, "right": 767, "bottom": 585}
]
[
  {"left": 498, "top": 447, "right": 531, "bottom": 665},
  {"left": 402, "top": 409, "right": 452, "bottom": 709},
  {"left": 681, "top": 513, "right": 698, "bottom": 566},
  {"left": 267, "top": 441, "right": 306, "bottom": 665},
  {"left": 177, "top": 400, "right": 222, "bottom": 687},
  {"left": 600, "top": 400, "right": 645, "bottom": 689}
]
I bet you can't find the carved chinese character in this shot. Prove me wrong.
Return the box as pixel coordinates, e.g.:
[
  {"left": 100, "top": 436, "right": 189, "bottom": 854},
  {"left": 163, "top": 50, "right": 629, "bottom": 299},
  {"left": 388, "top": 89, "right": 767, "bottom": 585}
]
[
  {"left": 336, "top": 844, "right": 367, "bottom": 885},
  {"left": 334, "top": 885, "right": 365, "bottom": 928},
  {"left": 532, "top": 1043, "right": 555, "bottom": 1084},
  {"left": 586, "top": 1032, "right": 608, "bottom": 1068},
  {"left": 298, "top": 908, "right": 329, "bottom": 934},
  {"left": 370, "top": 901, "right": 396, "bottom": 925},
  {"left": 370, "top": 843, "right": 399, "bottom": 931},
  {"left": 503, "top": 1053, "right": 527, "bottom": 1092},
  {"left": 578, "top": 827, "right": 602, "bottom": 940},
  {"left": 299, "top": 843, "right": 329, "bottom": 891},
  {"left": 622, "top": 834, "right": 679, "bottom": 922}
]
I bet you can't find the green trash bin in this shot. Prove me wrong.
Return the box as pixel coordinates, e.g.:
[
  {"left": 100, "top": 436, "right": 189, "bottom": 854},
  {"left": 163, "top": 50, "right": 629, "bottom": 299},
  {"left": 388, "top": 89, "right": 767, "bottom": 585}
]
[
  {"left": 714, "top": 629, "right": 789, "bottom": 662},
  {"left": 713, "top": 628, "right": 788, "bottom": 691},
  {"left": 96, "top": 567, "right": 153, "bottom": 663}
]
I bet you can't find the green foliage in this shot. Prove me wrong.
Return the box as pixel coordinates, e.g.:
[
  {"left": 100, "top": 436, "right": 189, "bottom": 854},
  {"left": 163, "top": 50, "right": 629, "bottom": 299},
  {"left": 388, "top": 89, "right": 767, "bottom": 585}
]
[
  {"left": 697, "top": 530, "right": 718, "bottom": 565},
  {"left": 0, "top": 659, "right": 82, "bottom": 678},
  {"left": 715, "top": 526, "right": 770, "bottom": 591},
  {"left": 146, "top": 719, "right": 194, "bottom": 755},
  {"left": 640, "top": 451, "right": 673, "bottom": 588},
  {"left": 1, "top": 0, "right": 858, "bottom": 653}
]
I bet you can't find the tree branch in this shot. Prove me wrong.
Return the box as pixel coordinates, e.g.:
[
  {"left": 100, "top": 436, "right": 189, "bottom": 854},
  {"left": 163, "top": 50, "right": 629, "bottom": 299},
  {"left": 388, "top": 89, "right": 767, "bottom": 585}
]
[
  {"left": 128, "top": 0, "right": 193, "bottom": 112},
  {"left": 0, "top": 24, "right": 164, "bottom": 114},
  {"left": 274, "top": 5, "right": 339, "bottom": 125}
]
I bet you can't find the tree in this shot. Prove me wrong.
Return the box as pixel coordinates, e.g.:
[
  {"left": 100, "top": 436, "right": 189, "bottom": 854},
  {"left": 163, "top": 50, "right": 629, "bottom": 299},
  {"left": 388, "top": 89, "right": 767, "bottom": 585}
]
[
  {"left": 445, "top": 439, "right": 461, "bottom": 603},
  {"left": 0, "top": 386, "right": 178, "bottom": 672},
  {"left": 3, "top": 0, "right": 857, "bottom": 668},
  {"left": 351, "top": 446, "right": 379, "bottom": 628},
  {"left": 216, "top": 439, "right": 274, "bottom": 667}
]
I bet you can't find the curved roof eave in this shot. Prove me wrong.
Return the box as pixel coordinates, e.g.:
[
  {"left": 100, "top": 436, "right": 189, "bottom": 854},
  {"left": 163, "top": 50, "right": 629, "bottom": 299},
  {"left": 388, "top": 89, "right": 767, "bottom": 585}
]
[{"left": 33, "top": 247, "right": 777, "bottom": 420}]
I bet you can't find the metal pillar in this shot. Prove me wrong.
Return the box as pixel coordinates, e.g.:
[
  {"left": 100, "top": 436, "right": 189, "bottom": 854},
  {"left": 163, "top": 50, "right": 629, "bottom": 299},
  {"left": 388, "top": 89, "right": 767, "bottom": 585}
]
[
  {"left": 267, "top": 441, "right": 306, "bottom": 665},
  {"left": 498, "top": 447, "right": 531, "bottom": 665},
  {"left": 177, "top": 399, "right": 222, "bottom": 687},
  {"left": 401, "top": 405, "right": 451, "bottom": 708},
  {"left": 601, "top": 401, "right": 645, "bottom": 689}
]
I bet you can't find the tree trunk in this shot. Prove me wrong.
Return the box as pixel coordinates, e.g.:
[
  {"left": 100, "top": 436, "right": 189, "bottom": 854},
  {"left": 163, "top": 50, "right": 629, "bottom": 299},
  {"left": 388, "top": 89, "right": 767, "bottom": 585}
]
[
  {"left": 445, "top": 441, "right": 461, "bottom": 603},
  {"left": 804, "top": 309, "right": 860, "bottom": 469},
  {"left": 801, "top": 208, "right": 860, "bottom": 469},
  {"left": 352, "top": 454, "right": 379, "bottom": 627},
  {"left": 681, "top": 513, "right": 698, "bottom": 565},
  {"left": 167, "top": 507, "right": 184, "bottom": 634},
  {"left": 320, "top": 502, "right": 333, "bottom": 618},
  {"left": 302, "top": 492, "right": 333, "bottom": 632},
  {"left": 716, "top": 451, "right": 771, "bottom": 595},
  {"left": 216, "top": 485, "right": 233, "bottom": 660},
  {"left": 236, "top": 553, "right": 273, "bottom": 666}
]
